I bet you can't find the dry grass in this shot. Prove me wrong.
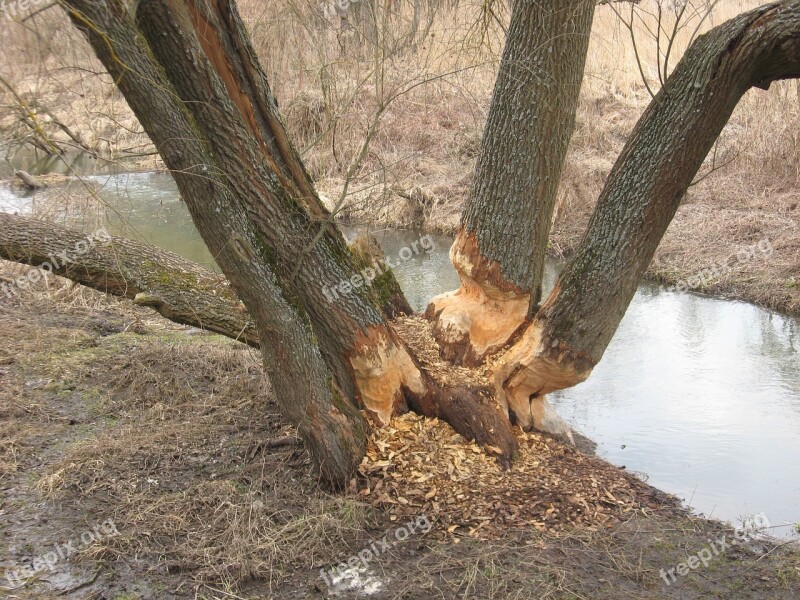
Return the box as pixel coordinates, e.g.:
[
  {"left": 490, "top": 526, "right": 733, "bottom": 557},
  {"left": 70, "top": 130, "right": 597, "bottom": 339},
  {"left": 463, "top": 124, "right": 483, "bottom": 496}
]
[
  {"left": 0, "top": 290, "right": 377, "bottom": 595},
  {"left": 2, "top": 285, "right": 799, "bottom": 598}
]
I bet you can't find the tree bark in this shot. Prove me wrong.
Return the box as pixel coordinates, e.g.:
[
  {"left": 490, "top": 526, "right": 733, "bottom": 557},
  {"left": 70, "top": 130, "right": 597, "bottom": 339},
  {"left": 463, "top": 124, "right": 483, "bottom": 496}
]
[
  {"left": 61, "top": 0, "right": 374, "bottom": 488},
  {"left": 58, "top": 0, "right": 516, "bottom": 481},
  {"left": 0, "top": 213, "right": 259, "bottom": 347},
  {"left": 426, "top": 0, "right": 596, "bottom": 366},
  {"left": 492, "top": 0, "right": 800, "bottom": 432}
]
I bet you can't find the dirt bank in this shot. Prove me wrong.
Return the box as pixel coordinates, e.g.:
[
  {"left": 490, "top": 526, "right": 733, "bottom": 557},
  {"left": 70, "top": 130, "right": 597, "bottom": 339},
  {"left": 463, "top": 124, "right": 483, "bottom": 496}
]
[{"left": 1, "top": 275, "right": 799, "bottom": 599}]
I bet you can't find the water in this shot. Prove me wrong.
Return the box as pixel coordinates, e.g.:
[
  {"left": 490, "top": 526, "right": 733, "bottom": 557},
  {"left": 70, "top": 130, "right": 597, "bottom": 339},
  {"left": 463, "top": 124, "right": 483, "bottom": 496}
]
[
  {"left": 0, "top": 149, "right": 134, "bottom": 179},
  {"left": 2, "top": 170, "right": 798, "bottom": 537},
  {"left": 550, "top": 286, "right": 800, "bottom": 535},
  {"left": 0, "top": 171, "right": 216, "bottom": 268}
]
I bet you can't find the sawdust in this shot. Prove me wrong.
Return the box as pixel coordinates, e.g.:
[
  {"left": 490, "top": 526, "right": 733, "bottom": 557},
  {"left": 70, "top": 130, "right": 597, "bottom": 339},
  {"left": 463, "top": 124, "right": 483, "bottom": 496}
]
[
  {"left": 392, "top": 314, "right": 492, "bottom": 390},
  {"left": 374, "top": 317, "right": 665, "bottom": 540}
]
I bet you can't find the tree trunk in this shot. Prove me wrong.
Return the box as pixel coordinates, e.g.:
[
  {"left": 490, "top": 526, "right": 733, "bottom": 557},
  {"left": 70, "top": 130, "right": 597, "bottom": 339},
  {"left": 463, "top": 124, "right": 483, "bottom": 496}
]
[
  {"left": 14, "top": 170, "right": 43, "bottom": 190},
  {"left": 0, "top": 213, "right": 259, "bottom": 347},
  {"left": 60, "top": 0, "right": 377, "bottom": 488},
  {"left": 426, "top": 0, "right": 596, "bottom": 366},
  {"left": 59, "top": 0, "right": 516, "bottom": 483},
  {"left": 492, "top": 0, "right": 800, "bottom": 433}
]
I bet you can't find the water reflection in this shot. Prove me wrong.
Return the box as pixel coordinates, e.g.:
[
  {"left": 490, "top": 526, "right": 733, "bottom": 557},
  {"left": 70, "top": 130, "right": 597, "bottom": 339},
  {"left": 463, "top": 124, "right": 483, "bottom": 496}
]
[
  {"left": 0, "top": 150, "right": 132, "bottom": 179},
  {"left": 551, "top": 287, "right": 800, "bottom": 535}
]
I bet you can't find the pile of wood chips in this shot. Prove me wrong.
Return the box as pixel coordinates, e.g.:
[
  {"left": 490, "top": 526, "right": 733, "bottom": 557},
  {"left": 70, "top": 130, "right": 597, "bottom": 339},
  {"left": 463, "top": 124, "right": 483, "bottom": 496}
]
[
  {"left": 350, "top": 316, "right": 674, "bottom": 540},
  {"left": 353, "top": 414, "right": 669, "bottom": 539}
]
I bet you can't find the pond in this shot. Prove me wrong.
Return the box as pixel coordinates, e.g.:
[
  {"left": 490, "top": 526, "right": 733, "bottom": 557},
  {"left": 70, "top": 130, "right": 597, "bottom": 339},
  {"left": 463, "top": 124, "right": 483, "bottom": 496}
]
[{"left": 2, "top": 169, "right": 798, "bottom": 538}]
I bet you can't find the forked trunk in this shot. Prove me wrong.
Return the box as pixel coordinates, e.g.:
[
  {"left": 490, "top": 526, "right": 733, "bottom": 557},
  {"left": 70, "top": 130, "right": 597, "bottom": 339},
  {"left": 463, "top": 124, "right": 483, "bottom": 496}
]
[
  {"left": 59, "top": 0, "right": 516, "bottom": 485},
  {"left": 493, "top": 0, "right": 800, "bottom": 433}
]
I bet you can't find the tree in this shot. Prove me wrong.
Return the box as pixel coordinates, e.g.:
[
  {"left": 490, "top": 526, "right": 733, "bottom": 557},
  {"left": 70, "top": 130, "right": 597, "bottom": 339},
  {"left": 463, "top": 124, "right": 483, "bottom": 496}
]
[
  {"left": 50, "top": 0, "right": 518, "bottom": 489},
  {"left": 3, "top": 0, "right": 798, "bottom": 488}
]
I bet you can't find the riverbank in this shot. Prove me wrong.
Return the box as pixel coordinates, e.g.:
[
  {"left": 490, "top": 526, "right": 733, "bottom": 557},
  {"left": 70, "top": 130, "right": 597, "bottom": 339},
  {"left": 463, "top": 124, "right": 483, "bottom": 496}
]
[
  {"left": 1, "top": 273, "right": 799, "bottom": 599},
  {"left": 329, "top": 182, "right": 800, "bottom": 318}
]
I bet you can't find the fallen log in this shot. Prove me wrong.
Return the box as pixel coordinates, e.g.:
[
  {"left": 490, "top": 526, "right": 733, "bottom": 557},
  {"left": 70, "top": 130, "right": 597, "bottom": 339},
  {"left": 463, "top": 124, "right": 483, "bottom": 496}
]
[
  {"left": 0, "top": 213, "right": 259, "bottom": 346},
  {"left": 14, "top": 170, "right": 43, "bottom": 190}
]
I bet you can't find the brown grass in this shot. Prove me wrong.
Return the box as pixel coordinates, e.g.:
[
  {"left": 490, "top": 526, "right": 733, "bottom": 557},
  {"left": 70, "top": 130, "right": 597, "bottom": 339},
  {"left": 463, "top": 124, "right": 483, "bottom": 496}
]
[
  {"left": 2, "top": 279, "right": 799, "bottom": 598},
  {"left": 0, "top": 282, "right": 357, "bottom": 591}
]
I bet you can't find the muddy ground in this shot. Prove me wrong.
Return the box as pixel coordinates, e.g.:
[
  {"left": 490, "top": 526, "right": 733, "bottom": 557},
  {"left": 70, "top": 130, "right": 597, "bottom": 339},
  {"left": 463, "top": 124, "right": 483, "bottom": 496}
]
[{"left": 1, "top": 282, "right": 799, "bottom": 600}]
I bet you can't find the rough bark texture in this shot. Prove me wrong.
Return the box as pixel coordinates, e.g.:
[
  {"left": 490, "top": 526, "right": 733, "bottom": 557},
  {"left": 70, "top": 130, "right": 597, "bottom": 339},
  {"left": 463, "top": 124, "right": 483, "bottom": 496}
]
[
  {"left": 130, "top": 0, "right": 513, "bottom": 455},
  {"left": 131, "top": 0, "right": 415, "bottom": 406},
  {"left": 58, "top": 0, "right": 516, "bottom": 477},
  {"left": 61, "top": 0, "right": 369, "bottom": 488},
  {"left": 427, "top": 0, "right": 596, "bottom": 366},
  {"left": 0, "top": 213, "right": 259, "bottom": 346},
  {"left": 493, "top": 0, "right": 800, "bottom": 432}
]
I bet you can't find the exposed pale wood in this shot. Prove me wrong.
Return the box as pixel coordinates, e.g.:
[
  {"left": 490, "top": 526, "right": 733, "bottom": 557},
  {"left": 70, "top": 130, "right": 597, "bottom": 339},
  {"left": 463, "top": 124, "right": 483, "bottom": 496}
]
[
  {"left": 350, "top": 324, "right": 516, "bottom": 461},
  {"left": 426, "top": 229, "right": 529, "bottom": 366},
  {"left": 490, "top": 322, "right": 589, "bottom": 443}
]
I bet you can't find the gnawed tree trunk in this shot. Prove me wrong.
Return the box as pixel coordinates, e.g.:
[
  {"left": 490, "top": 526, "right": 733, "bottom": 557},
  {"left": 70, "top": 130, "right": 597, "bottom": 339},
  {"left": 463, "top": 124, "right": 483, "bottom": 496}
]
[
  {"left": 0, "top": 213, "right": 259, "bottom": 347},
  {"left": 57, "top": 0, "right": 516, "bottom": 486},
  {"left": 57, "top": 0, "right": 383, "bottom": 488},
  {"left": 492, "top": 0, "right": 800, "bottom": 433},
  {"left": 426, "top": 0, "right": 596, "bottom": 366}
]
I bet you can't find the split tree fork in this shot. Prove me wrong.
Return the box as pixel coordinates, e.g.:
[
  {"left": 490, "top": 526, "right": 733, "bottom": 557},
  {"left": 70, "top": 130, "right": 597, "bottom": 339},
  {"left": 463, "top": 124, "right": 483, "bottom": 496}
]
[
  {"left": 427, "top": 0, "right": 800, "bottom": 433},
  {"left": 1, "top": 0, "right": 794, "bottom": 488}
]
